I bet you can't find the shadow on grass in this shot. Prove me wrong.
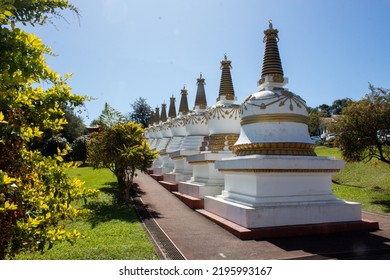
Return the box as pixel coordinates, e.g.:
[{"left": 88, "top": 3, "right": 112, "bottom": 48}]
[
  {"left": 372, "top": 199, "right": 390, "bottom": 215},
  {"left": 84, "top": 181, "right": 161, "bottom": 228},
  {"left": 332, "top": 180, "right": 364, "bottom": 188}
]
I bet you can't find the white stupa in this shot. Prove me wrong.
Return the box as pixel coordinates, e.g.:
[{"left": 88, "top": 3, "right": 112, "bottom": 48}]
[
  {"left": 175, "top": 56, "right": 241, "bottom": 209},
  {"left": 160, "top": 84, "right": 208, "bottom": 189},
  {"left": 151, "top": 103, "right": 173, "bottom": 175},
  {"left": 150, "top": 107, "right": 162, "bottom": 151},
  {"left": 144, "top": 111, "right": 155, "bottom": 149},
  {"left": 200, "top": 21, "right": 378, "bottom": 238},
  {"left": 164, "top": 77, "right": 209, "bottom": 186},
  {"left": 158, "top": 95, "right": 184, "bottom": 174}
]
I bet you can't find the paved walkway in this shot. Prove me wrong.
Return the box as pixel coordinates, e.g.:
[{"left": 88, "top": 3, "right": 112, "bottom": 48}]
[{"left": 134, "top": 173, "right": 390, "bottom": 260}]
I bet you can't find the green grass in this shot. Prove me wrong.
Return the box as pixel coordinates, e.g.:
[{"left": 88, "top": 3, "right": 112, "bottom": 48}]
[
  {"left": 15, "top": 167, "right": 159, "bottom": 260},
  {"left": 315, "top": 146, "right": 390, "bottom": 215}
]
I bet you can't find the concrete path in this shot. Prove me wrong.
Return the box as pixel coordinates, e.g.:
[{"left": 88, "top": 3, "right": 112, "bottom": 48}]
[{"left": 134, "top": 173, "right": 390, "bottom": 260}]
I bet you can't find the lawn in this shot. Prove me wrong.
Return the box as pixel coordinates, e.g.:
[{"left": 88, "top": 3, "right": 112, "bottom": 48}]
[
  {"left": 15, "top": 167, "right": 159, "bottom": 260},
  {"left": 316, "top": 146, "right": 390, "bottom": 215}
]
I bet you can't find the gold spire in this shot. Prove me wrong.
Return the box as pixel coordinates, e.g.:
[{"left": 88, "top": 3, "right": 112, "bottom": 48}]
[
  {"left": 168, "top": 94, "right": 177, "bottom": 118},
  {"left": 154, "top": 107, "right": 160, "bottom": 124},
  {"left": 194, "top": 73, "right": 207, "bottom": 109},
  {"left": 160, "top": 103, "right": 167, "bottom": 122},
  {"left": 178, "top": 86, "right": 189, "bottom": 115},
  {"left": 217, "top": 54, "right": 235, "bottom": 101},
  {"left": 259, "top": 20, "right": 284, "bottom": 84}
]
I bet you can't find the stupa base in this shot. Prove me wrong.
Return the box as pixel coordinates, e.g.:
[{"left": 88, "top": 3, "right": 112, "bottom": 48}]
[
  {"left": 197, "top": 208, "right": 379, "bottom": 240},
  {"left": 159, "top": 180, "right": 178, "bottom": 192},
  {"left": 173, "top": 191, "right": 204, "bottom": 209},
  {"left": 175, "top": 152, "right": 231, "bottom": 209},
  {"left": 204, "top": 195, "right": 363, "bottom": 228},
  {"left": 162, "top": 172, "right": 192, "bottom": 185},
  {"left": 150, "top": 173, "right": 164, "bottom": 182},
  {"left": 174, "top": 182, "right": 221, "bottom": 209}
]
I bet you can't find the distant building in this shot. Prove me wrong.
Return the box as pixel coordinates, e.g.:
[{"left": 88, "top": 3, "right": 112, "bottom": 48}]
[
  {"left": 86, "top": 125, "right": 101, "bottom": 134},
  {"left": 319, "top": 115, "right": 342, "bottom": 139}
]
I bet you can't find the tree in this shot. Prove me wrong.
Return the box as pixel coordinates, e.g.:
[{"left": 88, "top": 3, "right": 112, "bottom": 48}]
[
  {"left": 331, "top": 84, "right": 390, "bottom": 164},
  {"left": 318, "top": 104, "right": 331, "bottom": 117},
  {"left": 69, "top": 135, "right": 88, "bottom": 163},
  {"left": 41, "top": 135, "right": 69, "bottom": 157},
  {"left": 62, "top": 106, "right": 87, "bottom": 143},
  {"left": 0, "top": 1, "right": 98, "bottom": 259},
  {"left": 87, "top": 122, "right": 157, "bottom": 202},
  {"left": 330, "top": 98, "right": 350, "bottom": 115},
  {"left": 128, "top": 97, "right": 152, "bottom": 128},
  {"left": 97, "top": 102, "right": 125, "bottom": 128},
  {"left": 307, "top": 107, "right": 321, "bottom": 136}
]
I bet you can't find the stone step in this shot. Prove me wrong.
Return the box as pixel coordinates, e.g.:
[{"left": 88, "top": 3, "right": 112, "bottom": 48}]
[
  {"left": 159, "top": 181, "right": 178, "bottom": 192},
  {"left": 196, "top": 209, "right": 379, "bottom": 240},
  {"left": 150, "top": 174, "right": 164, "bottom": 182},
  {"left": 172, "top": 191, "right": 204, "bottom": 210}
]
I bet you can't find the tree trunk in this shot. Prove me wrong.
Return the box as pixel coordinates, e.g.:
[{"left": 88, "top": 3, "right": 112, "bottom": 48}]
[{"left": 377, "top": 142, "right": 390, "bottom": 165}]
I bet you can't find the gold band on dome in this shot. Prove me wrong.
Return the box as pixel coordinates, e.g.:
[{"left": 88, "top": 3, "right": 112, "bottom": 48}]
[
  {"left": 200, "top": 134, "right": 239, "bottom": 152},
  {"left": 232, "top": 142, "right": 316, "bottom": 156},
  {"left": 240, "top": 113, "right": 308, "bottom": 126}
]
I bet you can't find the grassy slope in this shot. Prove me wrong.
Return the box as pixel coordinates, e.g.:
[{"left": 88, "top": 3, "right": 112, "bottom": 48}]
[
  {"left": 16, "top": 167, "right": 158, "bottom": 260},
  {"left": 315, "top": 146, "right": 390, "bottom": 215}
]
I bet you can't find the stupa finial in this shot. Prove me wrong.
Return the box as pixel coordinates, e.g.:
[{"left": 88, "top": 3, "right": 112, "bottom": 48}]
[
  {"left": 154, "top": 106, "right": 160, "bottom": 124},
  {"left": 160, "top": 103, "right": 167, "bottom": 122},
  {"left": 259, "top": 20, "right": 285, "bottom": 85},
  {"left": 168, "top": 94, "right": 177, "bottom": 118},
  {"left": 195, "top": 73, "right": 207, "bottom": 109},
  {"left": 178, "top": 86, "right": 189, "bottom": 115},
  {"left": 218, "top": 54, "right": 235, "bottom": 101}
]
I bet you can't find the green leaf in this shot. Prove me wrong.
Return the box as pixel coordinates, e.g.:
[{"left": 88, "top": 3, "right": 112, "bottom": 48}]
[{"left": 3, "top": 10, "right": 13, "bottom": 17}]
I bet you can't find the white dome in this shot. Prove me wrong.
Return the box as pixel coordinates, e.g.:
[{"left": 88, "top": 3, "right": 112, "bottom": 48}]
[
  {"left": 233, "top": 88, "right": 315, "bottom": 156},
  {"left": 170, "top": 114, "right": 187, "bottom": 137},
  {"left": 207, "top": 103, "right": 241, "bottom": 135},
  {"left": 185, "top": 111, "right": 209, "bottom": 136},
  {"left": 160, "top": 121, "right": 173, "bottom": 137},
  {"left": 153, "top": 124, "right": 163, "bottom": 139}
]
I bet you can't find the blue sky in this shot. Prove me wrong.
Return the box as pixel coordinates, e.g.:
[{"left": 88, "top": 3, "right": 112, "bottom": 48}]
[{"left": 23, "top": 0, "right": 390, "bottom": 124}]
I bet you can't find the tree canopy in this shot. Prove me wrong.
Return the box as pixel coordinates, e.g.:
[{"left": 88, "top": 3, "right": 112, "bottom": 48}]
[
  {"left": 0, "top": 0, "right": 97, "bottom": 259},
  {"left": 87, "top": 120, "right": 156, "bottom": 202},
  {"left": 332, "top": 84, "right": 390, "bottom": 164},
  {"left": 96, "top": 102, "right": 126, "bottom": 128},
  {"left": 128, "top": 97, "right": 152, "bottom": 128}
]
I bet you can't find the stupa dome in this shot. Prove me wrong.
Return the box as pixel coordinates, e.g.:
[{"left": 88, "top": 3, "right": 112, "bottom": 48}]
[
  {"left": 171, "top": 112, "right": 187, "bottom": 136},
  {"left": 233, "top": 87, "right": 315, "bottom": 156},
  {"left": 185, "top": 109, "right": 209, "bottom": 136}
]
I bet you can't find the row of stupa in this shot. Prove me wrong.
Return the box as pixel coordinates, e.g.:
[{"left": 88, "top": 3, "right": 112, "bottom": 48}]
[
  {"left": 144, "top": 21, "right": 378, "bottom": 238},
  {"left": 145, "top": 53, "right": 241, "bottom": 204}
]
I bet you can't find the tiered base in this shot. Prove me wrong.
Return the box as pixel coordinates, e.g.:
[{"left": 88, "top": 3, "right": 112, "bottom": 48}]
[
  {"left": 174, "top": 152, "right": 231, "bottom": 209},
  {"left": 204, "top": 195, "right": 362, "bottom": 228},
  {"left": 159, "top": 180, "right": 178, "bottom": 192},
  {"left": 197, "top": 209, "right": 379, "bottom": 240},
  {"left": 201, "top": 154, "right": 378, "bottom": 239}
]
